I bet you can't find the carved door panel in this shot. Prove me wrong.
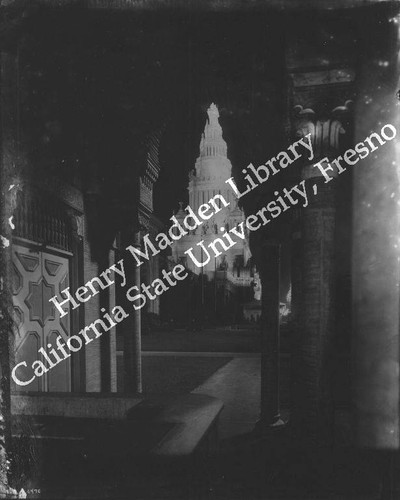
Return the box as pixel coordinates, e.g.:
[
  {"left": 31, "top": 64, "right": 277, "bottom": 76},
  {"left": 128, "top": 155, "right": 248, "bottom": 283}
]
[{"left": 12, "top": 244, "right": 71, "bottom": 392}]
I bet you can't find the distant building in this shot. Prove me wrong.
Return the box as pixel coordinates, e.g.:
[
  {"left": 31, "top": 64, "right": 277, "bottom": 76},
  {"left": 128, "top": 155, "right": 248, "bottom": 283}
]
[{"left": 171, "top": 104, "right": 255, "bottom": 322}]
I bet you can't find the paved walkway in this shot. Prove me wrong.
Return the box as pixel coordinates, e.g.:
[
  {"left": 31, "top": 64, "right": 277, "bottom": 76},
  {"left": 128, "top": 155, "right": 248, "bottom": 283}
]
[
  {"left": 142, "top": 328, "right": 261, "bottom": 353},
  {"left": 192, "top": 357, "right": 261, "bottom": 439}
]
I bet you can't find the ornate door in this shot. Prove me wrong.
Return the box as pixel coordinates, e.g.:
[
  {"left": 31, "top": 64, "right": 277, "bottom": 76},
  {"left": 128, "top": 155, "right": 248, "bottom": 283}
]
[{"left": 12, "top": 243, "right": 71, "bottom": 392}]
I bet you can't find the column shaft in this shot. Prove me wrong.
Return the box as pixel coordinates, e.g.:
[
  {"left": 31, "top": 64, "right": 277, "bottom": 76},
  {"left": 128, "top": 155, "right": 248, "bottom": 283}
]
[
  {"left": 352, "top": 11, "right": 400, "bottom": 449},
  {"left": 292, "top": 177, "right": 336, "bottom": 446},
  {"left": 260, "top": 241, "right": 281, "bottom": 427},
  {"left": 123, "top": 231, "right": 142, "bottom": 394}
]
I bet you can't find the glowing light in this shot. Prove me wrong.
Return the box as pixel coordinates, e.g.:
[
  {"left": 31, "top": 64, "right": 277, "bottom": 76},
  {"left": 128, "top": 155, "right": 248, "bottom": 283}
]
[{"left": 0, "top": 235, "right": 10, "bottom": 248}]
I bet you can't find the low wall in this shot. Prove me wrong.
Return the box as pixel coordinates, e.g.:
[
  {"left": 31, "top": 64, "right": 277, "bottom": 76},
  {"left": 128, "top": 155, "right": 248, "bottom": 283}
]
[{"left": 11, "top": 393, "right": 142, "bottom": 419}]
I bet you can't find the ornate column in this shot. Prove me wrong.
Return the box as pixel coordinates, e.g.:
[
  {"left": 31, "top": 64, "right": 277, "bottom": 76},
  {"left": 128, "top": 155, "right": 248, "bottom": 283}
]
[
  {"left": 352, "top": 7, "right": 400, "bottom": 452},
  {"left": 289, "top": 209, "right": 302, "bottom": 412},
  {"left": 122, "top": 229, "right": 142, "bottom": 394},
  {"left": 349, "top": 10, "right": 400, "bottom": 496},
  {"left": 291, "top": 102, "right": 351, "bottom": 447},
  {"left": 122, "top": 130, "right": 161, "bottom": 394}
]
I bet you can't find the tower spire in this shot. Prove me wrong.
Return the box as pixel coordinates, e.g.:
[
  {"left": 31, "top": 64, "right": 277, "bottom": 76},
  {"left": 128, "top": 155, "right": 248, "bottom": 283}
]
[{"left": 199, "top": 103, "right": 227, "bottom": 159}]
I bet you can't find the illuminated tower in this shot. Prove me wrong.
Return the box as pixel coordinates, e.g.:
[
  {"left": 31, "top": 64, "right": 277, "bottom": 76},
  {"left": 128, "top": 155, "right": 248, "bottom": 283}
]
[
  {"left": 173, "top": 103, "right": 251, "bottom": 278},
  {"left": 188, "top": 103, "right": 235, "bottom": 214}
]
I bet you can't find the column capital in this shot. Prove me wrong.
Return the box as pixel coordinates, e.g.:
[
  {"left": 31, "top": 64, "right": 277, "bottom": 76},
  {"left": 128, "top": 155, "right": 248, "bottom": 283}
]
[
  {"left": 294, "top": 101, "right": 352, "bottom": 156},
  {"left": 293, "top": 101, "right": 353, "bottom": 180}
]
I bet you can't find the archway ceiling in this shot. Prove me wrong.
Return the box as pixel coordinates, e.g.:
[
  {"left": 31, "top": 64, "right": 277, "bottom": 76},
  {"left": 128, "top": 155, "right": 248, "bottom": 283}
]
[{"left": 12, "top": 2, "right": 379, "bottom": 247}]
